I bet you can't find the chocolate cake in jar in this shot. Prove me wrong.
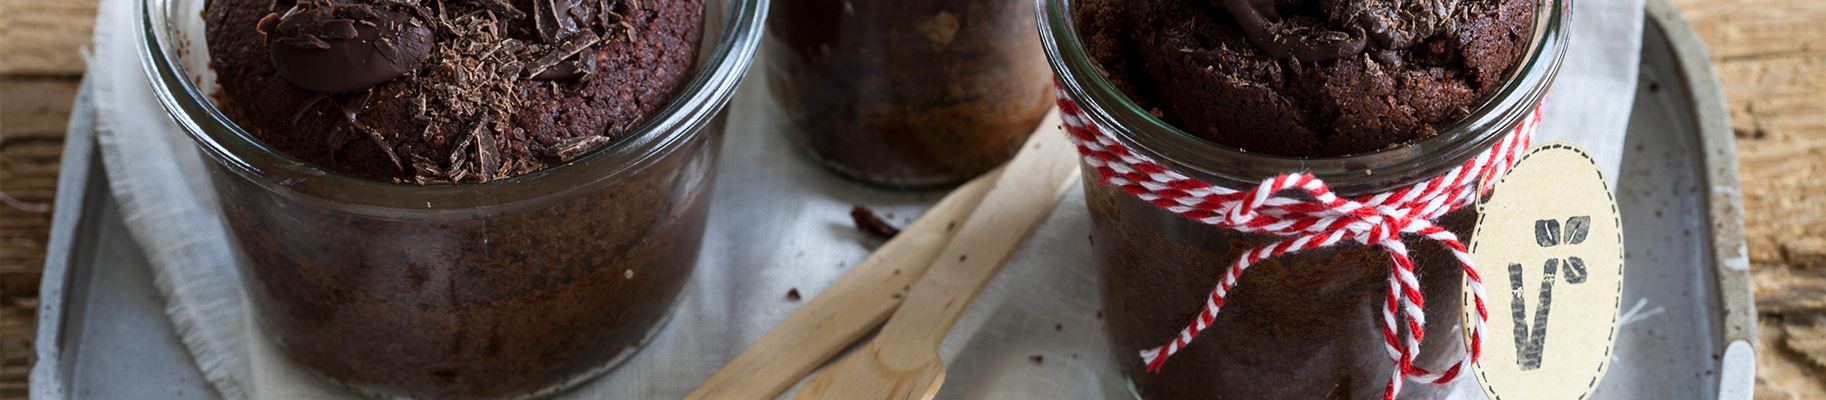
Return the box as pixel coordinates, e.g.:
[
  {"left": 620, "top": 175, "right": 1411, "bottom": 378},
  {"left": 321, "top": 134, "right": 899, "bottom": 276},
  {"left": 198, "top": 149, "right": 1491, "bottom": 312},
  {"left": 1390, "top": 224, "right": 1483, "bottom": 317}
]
[
  {"left": 767, "top": 0, "right": 1055, "bottom": 187},
  {"left": 154, "top": 0, "right": 762, "bottom": 397},
  {"left": 1043, "top": 0, "right": 1568, "bottom": 398}
]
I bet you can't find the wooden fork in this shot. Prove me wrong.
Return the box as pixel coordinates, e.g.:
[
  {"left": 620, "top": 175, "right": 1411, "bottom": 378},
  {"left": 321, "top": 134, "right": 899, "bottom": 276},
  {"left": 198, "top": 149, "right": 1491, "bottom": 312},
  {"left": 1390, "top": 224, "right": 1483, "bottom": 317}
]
[{"left": 793, "top": 120, "right": 1080, "bottom": 400}]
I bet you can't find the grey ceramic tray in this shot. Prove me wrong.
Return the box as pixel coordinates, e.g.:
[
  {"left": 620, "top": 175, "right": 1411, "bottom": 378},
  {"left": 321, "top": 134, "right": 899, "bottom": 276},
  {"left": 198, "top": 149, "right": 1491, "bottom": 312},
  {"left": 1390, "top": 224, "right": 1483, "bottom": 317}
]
[{"left": 31, "top": 0, "right": 1754, "bottom": 398}]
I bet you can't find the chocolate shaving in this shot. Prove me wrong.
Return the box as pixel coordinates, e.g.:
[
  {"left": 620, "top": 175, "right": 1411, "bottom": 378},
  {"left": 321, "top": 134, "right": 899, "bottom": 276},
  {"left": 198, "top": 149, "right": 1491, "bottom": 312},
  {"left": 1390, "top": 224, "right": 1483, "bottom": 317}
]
[
  {"left": 597, "top": 0, "right": 637, "bottom": 40},
  {"left": 467, "top": 0, "right": 525, "bottom": 20},
  {"left": 546, "top": 135, "right": 615, "bottom": 161},
  {"left": 474, "top": 115, "right": 500, "bottom": 181},
  {"left": 446, "top": 120, "right": 478, "bottom": 181},
  {"left": 598, "top": 0, "right": 620, "bottom": 32},
  {"left": 411, "top": 2, "right": 543, "bottom": 182},
  {"left": 431, "top": 0, "right": 456, "bottom": 33},
  {"left": 345, "top": 112, "right": 406, "bottom": 175},
  {"left": 531, "top": 56, "right": 594, "bottom": 80},
  {"left": 524, "top": 30, "right": 601, "bottom": 79},
  {"left": 849, "top": 205, "right": 902, "bottom": 240},
  {"left": 531, "top": 62, "right": 576, "bottom": 80},
  {"left": 483, "top": 38, "right": 526, "bottom": 58},
  {"left": 1328, "top": 0, "right": 1459, "bottom": 49},
  {"left": 533, "top": 0, "right": 583, "bottom": 43},
  {"left": 336, "top": 91, "right": 406, "bottom": 176},
  {"left": 618, "top": 10, "right": 639, "bottom": 40},
  {"left": 411, "top": 153, "right": 444, "bottom": 184},
  {"left": 497, "top": 60, "right": 527, "bottom": 79}
]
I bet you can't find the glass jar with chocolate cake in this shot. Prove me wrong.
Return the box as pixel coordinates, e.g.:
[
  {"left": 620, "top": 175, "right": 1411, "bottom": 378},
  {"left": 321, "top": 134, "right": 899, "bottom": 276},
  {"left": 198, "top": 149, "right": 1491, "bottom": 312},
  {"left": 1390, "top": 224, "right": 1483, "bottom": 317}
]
[
  {"left": 1041, "top": 0, "right": 1568, "bottom": 398},
  {"left": 766, "top": 0, "right": 1056, "bottom": 187},
  {"left": 140, "top": 0, "right": 765, "bottom": 397}
]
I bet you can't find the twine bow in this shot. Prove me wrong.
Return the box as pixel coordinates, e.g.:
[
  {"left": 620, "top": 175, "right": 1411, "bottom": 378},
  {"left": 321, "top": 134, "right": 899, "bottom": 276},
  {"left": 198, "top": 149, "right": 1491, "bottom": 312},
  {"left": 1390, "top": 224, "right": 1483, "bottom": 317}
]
[{"left": 1055, "top": 81, "right": 1539, "bottom": 399}]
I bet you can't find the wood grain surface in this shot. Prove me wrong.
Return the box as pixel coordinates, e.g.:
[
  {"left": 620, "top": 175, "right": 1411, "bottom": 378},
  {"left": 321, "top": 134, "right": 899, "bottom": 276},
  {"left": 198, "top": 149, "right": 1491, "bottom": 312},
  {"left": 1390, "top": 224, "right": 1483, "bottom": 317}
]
[
  {"left": 0, "top": 0, "right": 1822, "bottom": 397},
  {"left": 0, "top": 0, "right": 101, "bottom": 76},
  {"left": 1672, "top": 0, "right": 1826, "bottom": 397}
]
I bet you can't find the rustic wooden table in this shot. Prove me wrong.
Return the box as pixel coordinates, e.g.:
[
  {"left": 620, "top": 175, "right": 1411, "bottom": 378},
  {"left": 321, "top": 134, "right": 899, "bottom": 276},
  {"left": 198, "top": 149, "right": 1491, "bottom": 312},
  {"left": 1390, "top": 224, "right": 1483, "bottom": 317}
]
[{"left": 0, "top": 0, "right": 1820, "bottom": 398}]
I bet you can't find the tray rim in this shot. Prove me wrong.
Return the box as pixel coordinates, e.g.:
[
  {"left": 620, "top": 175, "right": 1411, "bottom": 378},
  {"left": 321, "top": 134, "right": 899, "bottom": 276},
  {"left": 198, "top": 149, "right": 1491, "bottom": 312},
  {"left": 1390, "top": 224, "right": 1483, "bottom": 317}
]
[
  {"left": 1643, "top": 0, "right": 1756, "bottom": 339},
  {"left": 1642, "top": 0, "right": 1759, "bottom": 397},
  {"left": 29, "top": 78, "right": 99, "bottom": 400}
]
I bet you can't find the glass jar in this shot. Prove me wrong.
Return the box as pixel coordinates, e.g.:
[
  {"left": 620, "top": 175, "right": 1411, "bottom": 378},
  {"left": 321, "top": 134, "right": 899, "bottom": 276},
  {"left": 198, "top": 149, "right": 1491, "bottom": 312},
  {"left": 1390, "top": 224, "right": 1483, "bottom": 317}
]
[
  {"left": 139, "top": 0, "right": 766, "bottom": 398},
  {"left": 766, "top": 0, "right": 1055, "bottom": 188},
  {"left": 1039, "top": 0, "right": 1569, "bottom": 398}
]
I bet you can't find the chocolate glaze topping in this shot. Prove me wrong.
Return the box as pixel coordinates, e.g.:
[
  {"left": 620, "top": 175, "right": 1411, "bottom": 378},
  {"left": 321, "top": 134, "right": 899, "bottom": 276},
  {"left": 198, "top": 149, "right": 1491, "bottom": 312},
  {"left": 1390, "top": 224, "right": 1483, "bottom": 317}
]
[
  {"left": 261, "top": 0, "right": 434, "bottom": 93},
  {"left": 1217, "top": 0, "right": 1460, "bottom": 63},
  {"left": 256, "top": 0, "right": 622, "bottom": 99},
  {"left": 1219, "top": 0, "right": 1365, "bottom": 62}
]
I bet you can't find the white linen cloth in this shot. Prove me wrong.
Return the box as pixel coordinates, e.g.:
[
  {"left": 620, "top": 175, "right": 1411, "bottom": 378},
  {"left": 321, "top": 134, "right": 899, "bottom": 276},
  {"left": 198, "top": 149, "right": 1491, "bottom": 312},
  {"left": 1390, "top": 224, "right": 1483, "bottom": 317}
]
[{"left": 86, "top": 0, "right": 1644, "bottom": 398}]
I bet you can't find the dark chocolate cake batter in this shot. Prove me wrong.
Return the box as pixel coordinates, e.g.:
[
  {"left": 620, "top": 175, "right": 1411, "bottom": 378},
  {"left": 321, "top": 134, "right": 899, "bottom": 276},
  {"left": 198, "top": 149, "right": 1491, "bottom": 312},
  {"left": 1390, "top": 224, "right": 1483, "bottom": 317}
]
[
  {"left": 208, "top": 0, "right": 703, "bottom": 183},
  {"left": 1076, "top": 0, "right": 1535, "bottom": 156}
]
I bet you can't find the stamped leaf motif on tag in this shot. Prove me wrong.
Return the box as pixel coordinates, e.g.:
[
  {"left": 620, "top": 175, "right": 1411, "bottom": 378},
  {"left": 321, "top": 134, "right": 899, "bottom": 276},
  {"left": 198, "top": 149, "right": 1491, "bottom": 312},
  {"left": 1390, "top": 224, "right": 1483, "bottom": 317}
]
[{"left": 1509, "top": 215, "right": 1592, "bottom": 371}]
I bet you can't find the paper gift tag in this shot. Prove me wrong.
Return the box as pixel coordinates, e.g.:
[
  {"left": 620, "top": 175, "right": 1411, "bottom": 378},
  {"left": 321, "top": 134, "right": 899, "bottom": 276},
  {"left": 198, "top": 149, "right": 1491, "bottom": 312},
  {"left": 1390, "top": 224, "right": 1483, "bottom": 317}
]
[{"left": 1466, "top": 142, "right": 1626, "bottom": 400}]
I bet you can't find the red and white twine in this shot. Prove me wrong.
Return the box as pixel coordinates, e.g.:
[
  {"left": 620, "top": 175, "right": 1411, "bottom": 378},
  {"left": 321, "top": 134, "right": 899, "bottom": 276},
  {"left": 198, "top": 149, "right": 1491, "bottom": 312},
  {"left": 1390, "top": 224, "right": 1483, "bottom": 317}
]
[{"left": 1055, "top": 81, "right": 1540, "bottom": 399}]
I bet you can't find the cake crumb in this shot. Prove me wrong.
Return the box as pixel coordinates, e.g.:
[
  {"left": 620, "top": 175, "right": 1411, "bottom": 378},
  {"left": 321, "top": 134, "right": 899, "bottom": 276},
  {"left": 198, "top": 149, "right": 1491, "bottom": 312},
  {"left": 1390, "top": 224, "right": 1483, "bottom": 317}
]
[
  {"left": 786, "top": 288, "right": 802, "bottom": 301},
  {"left": 849, "top": 205, "right": 902, "bottom": 239},
  {"left": 1029, "top": 355, "right": 1045, "bottom": 364}
]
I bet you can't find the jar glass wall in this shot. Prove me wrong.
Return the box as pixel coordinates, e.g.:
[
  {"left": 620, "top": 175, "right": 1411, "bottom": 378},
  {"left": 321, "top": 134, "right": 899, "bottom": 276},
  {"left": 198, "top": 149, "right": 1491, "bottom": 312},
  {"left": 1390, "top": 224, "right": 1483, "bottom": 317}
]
[
  {"left": 139, "top": 0, "right": 765, "bottom": 397},
  {"left": 766, "top": 0, "right": 1055, "bottom": 188},
  {"left": 1039, "top": 0, "right": 1568, "bottom": 398}
]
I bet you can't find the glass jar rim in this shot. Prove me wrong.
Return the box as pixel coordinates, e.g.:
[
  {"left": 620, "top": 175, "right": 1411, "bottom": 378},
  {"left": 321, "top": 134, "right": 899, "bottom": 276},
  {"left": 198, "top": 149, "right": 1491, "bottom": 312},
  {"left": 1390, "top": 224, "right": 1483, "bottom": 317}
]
[
  {"left": 138, "top": 0, "right": 768, "bottom": 211},
  {"left": 1039, "top": 0, "right": 1569, "bottom": 195}
]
